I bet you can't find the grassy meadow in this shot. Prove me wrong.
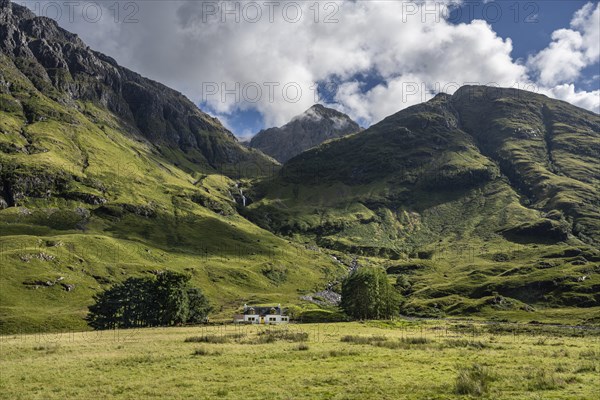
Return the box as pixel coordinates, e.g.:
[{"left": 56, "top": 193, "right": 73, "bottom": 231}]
[{"left": 1, "top": 321, "right": 599, "bottom": 399}]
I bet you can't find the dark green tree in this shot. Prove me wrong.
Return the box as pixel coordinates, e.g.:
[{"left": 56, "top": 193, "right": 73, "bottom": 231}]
[
  {"left": 186, "top": 288, "right": 213, "bottom": 324},
  {"left": 155, "top": 271, "right": 191, "bottom": 326},
  {"left": 87, "top": 271, "right": 211, "bottom": 330},
  {"left": 341, "top": 267, "right": 401, "bottom": 320}
]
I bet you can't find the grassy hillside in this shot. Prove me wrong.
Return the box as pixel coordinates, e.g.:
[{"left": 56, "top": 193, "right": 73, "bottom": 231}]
[
  {"left": 0, "top": 51, "right": 343, "bottom": 334},
  {"left": 1, "top": 0, "right": 598, "bottom": 332},
  {"left": 246, "top": 88, "right": 600, "bottom": 321}
]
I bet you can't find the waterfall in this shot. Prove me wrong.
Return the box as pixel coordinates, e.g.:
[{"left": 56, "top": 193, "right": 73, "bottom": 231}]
[{"left": 239, "top": 187, "right": 246, "bottom": 207}]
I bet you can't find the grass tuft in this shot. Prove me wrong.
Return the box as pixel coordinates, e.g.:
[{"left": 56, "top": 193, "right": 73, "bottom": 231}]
[
  {"left": 454, "top": 363, "right": 494, "bottom": 396},
  {"left": 295, "top": 343, "right": 310, "bottom": 351},
  {"left": 340, "top": 335, "right": 388, "bottom": 344},
  {"left": 443, "top": 339, "right": 489, "bottom": 349},
  {"left": 193, "top": 347, "right": 222, "bottom": 356},
  {"left": 526, "top": 369, "right": 565, "bottom": 390},
  {"left": 32, "top": 343, "right": 60, "bottom": 354},
  {"left": 184, "top": 333, "right": 245, "bottom": 344}
]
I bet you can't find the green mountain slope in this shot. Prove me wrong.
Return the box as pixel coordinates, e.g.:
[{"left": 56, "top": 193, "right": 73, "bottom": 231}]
[
  {"left": 1, "top": 0, "right": 598, "bottom": 332},
  {"left": 246, "top": 87, "right": 600, "bottom": 320},
  {"left": 0, "top": 1, "right": 274, "bottom": 176},
  {"left": 0, "top": 1, "right": 342, "bottom": 334}
]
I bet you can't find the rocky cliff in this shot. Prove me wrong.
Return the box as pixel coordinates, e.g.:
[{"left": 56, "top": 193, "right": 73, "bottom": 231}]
[{"left": 249, "top": 104, "right": 361, "bottom": 163}]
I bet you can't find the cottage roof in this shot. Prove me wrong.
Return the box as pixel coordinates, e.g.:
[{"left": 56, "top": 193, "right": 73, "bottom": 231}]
[{"left": 244, "top": 305, "right": 283, "bottom": 315}]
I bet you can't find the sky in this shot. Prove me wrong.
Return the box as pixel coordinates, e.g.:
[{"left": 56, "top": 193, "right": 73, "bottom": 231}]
[{"left": 21, "top": 0, "right": 600, "bottom": 139}]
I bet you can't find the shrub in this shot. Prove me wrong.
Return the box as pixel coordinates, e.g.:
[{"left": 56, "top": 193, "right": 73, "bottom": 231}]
[
  {"left": 256, "top": 329, "right": 309, "bottom": 343},
  {"left": 454, "top": 364, "right": 494, "bottom": 396},
  {"left": 374, "top": 337, "right": 432, "bottom": 349},
  {"left": 298, "top": 309, "right": 348, "bottom": 323},
  {"left": 32, "top": 343, "right": 60, "bottom": 354},
  {"left": 401, "top": 337, "right": 430, "bottom": 345},
  {"left": 296, "top": 343, "right": 309, "bottom": 351},
  {"left": 340, "top": 335, "right": 388, "bottom": 344},
  {"left": 185, "top": 335, "right": 229, "bottom": 344},
  {"left": 327, "top": 349, "right": 360, "bottom": 357},
  {"left": 527, "top": 369, "right": 565, "bottom": 390},
  {"left": 192, "top": 347, "right": 222, "bottom": 356},
  {"left": 443, "top": 339, "right": 489, "bottom": 349}
]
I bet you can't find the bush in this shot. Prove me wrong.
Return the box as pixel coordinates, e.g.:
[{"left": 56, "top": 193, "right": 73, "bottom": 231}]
[
  {"left": 341, "top": 335, "right": 388, "bottom": 344},
  {"left": 192, "top": 347, "right": 222, "bottom": 356},
  {"left": 454, "top": 364, "right": 494, "bottom": 396},
  {"left": 327, "top": 349, "right": 360, "bottom": 357},
  {"left": 401, "top": 337, "right": 430, "bottom": 345},
  {"left": 32, "top": 343, "right": 60, "bottom": 354},
  {"left": 298, "top": 309, "right": 348, "bottom": 323},
  {"left": 375, "top": 337, "right": 432, "bottom": 350},
  {"left": 257, "top": 329, "right": 309, "bottom": 342},
  {"left": 185, "top": 335, "right": 228, "bottom": 344},
  {"left": 340, "top": 335, "right": 431, "bottom": 349},
  {"left": 443, "top": 339, "right": 489, "bottom": 349},
  {"left": 295, "top": 343, "right": 309, "bottom": 351},
  {"left": 527, "top": 369, "right": 565, "bottom": 390}
]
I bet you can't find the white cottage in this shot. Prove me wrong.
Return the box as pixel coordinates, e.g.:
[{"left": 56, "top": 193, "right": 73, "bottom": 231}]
[{"left": 234, "top": 304, "right": 289, "bottom": 324}]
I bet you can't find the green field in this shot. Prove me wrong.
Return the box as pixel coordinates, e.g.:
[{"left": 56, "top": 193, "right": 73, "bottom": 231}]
[{"left": 1, "top": 321, "right": 599, "bottom": 399}]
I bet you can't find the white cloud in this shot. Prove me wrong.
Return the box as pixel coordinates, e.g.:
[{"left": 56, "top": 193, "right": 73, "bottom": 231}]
[
  {"left": 543, "top": 84, "right": 600, "bottom": 113},
  {"left": 528, "top": 2, "right": 600, "bottom": 87},
  {"left": 24, "top": 0, "right": 599, "bottom": 135}
]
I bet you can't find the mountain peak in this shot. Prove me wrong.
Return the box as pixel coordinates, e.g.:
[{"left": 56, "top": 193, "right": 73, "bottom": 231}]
[
  {"left": 250, "top": 105, "right": 361, "bottom": 163},
  {"left": 0, "top": 0, "right": 275, "bottom": 175}
]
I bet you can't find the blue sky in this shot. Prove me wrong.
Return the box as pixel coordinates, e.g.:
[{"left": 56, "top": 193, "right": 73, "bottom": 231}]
[
  {"left": 206, "top": 0, "right": 600, "bottom": 136},
  {"left": 23, "top": 0, "right": 600, "bottom": 138}
]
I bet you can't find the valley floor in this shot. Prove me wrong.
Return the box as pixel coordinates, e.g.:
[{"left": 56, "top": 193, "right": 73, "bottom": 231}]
[{"left": 1, "top": 321, "right": 599, "bottom": 399}]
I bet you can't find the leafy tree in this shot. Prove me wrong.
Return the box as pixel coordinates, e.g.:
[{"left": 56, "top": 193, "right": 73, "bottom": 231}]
[
  {"left": 186, "top": 288, "right": 213, "bottom": 324},
  {"left": 341, "top": 267, "right": 401, "bottom": 320},
  {"left": 87, "top": 271, "right": 211, "bottom": 329},
  {"left": 155, "top": 271, "right": 191, "bottom": 326}
]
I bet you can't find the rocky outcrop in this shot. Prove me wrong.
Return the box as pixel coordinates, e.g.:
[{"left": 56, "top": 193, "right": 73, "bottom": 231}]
[
  {"left": 249, "top": 104, "right": 361, "bottom": 163},
  {"left": 0, "top": 1, "right": 275, "bottom": 174}
]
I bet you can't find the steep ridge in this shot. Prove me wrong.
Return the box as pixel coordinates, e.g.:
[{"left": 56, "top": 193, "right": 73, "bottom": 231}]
[
  {"left": 246, "top": 87, "right": 600, "bottom": 317},
  {"left": 0, "top": 0, "right": 274, "bottom": 175},
  {"left": 249, "top": 104, "right": 361, "bottom": 163},
  {"left": 450, "top": 86, "right": 600, "bottom": 244},
  {"left": 0, "top": 1, "right": 341, "bottom": 334}
]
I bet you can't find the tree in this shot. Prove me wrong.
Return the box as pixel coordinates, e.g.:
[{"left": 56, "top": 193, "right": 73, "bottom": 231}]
[
  {"left": 186, "top": 288, "right": 213, "bottom": 324},
  {"left": 341, "top": 267, "right": 401, "bottom": 320},
  {"left": 86, "top": 271, "right": 211, "bottom": 330},
  {"left": 154, "top": 271, "right": 191, "bottom": 326}
]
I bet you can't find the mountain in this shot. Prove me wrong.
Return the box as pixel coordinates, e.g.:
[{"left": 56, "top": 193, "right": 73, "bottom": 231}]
[
  {"left": 249, "top": 104, "right": 361, "bottom": 163},
  {"left": 0, "top": 1, "right": 342, "bottom": 334},
  {"left": 246, "top": 86, "right": 600, "bottom": 318},
  {"left": 1, "top": 0, "right": 599, "bottom": 332},
  {"left": 0, "top": 0, "right": 274, "bottom": 176}
]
